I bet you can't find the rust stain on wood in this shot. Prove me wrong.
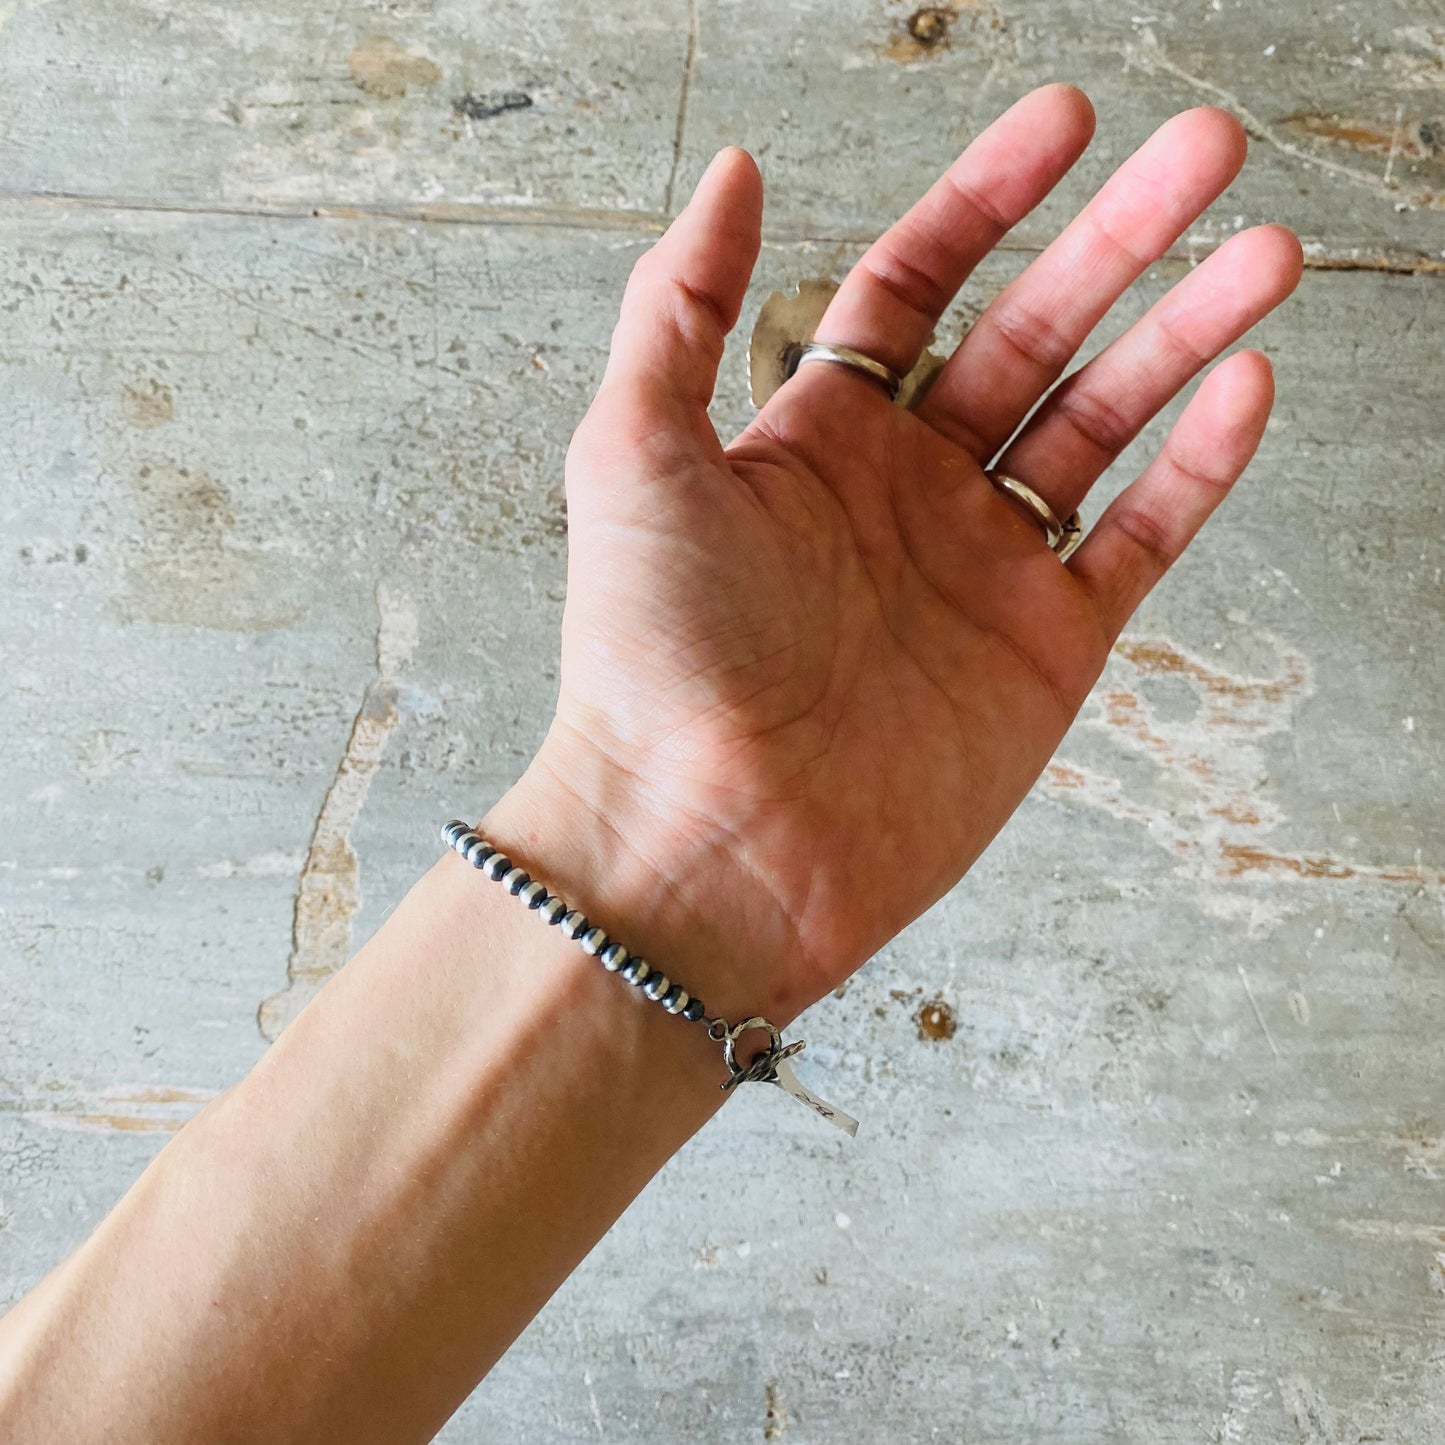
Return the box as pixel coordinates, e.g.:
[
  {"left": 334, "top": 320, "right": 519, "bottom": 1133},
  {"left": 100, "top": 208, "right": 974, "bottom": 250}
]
[
  {"left": 880, "top": 3, "right": 1003, "bottom": 65},
  {"left": 916, "top": 997, "right": 957, "bottom": 1041}
]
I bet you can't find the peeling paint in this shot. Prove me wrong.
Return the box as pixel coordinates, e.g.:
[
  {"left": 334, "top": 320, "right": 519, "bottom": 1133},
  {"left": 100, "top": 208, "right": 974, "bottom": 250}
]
[
  {"left": 19, "top": 1084, "right": 214, "bottom": 1135},
  {"left": 1219, "top": 1368, "right": 1267, "bottom": 1445},
  {"left": 257, "top": 582, "right": 417, "bottom": 1040},
  {"left": 1043, "top": 636, "right": 1444, "bottom": 886},
  {"left": 120, "top": 377, "right": 174, "bottom": 429}
]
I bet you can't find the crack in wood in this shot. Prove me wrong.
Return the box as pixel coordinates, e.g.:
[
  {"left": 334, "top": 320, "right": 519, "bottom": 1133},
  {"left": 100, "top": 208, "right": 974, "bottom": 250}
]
[
  {"left": 2, "top": 186, "right": 1441, "bottom": 276},
  {"left": 256, "top": 582, "right": 417, "bottom": 1041},
  {"left": 662, "top": 0, "right": 700, "bottom": 217}
]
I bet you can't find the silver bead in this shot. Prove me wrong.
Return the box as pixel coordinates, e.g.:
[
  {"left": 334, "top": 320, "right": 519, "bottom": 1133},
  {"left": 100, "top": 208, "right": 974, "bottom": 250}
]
[
  {"left": 682, "top": 997, "right": 706, "bottom": 1022},
  {"left": 538, "top": 896, "right": 567, "bottom": 925},
  {"left": 502, "top": 866, "right": 531, "bottom": 895},
  {"left": 661, "top": 985, "right": 689, "bottom": 1014},
  {"left": 560, "top": 910, "right": 589, "bottom": 939},
  {"left": 599, "top": 942, "right": 629, "bottom": 972},
  {"left": 619, "top": 956, "right": 650, "bottom": 987},
  {"left": 483, "top": 853, "right": 511, "bottom": 881},
  {"left": 579, "top": 927, "right": 608, "bottom": 956},
  {"left": 518, "top": 879, "right": 548, "bottom": 908},
  {"left": 465, "top": 837, "right": 494, "bottom": 867},
  {"left": 642, "top": 971, "right": 671, "bottom": 1001},
  {"left": 443, "top": 820, "right": 470, "bottom": 848}
]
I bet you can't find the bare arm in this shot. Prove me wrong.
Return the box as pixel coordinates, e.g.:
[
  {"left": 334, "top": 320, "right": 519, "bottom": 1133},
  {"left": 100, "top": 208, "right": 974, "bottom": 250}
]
[
  {"left": 0, "top": 86, "right": 1302, "bottom": 1444},
  {"left": 0, "top": 777, "right": 746, "bottom": 1442}
]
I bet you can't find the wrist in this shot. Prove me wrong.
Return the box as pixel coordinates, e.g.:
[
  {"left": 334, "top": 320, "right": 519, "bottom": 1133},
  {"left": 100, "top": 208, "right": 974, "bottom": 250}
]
[{"left": 476, "top": 724, "right": 808, "bottom": 1031}]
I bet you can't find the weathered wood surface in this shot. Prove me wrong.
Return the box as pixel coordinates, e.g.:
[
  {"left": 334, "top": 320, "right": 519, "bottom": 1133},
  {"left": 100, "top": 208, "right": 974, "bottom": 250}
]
[
  {"left": 2, "top": 2, "right": 1444, "bottom": 1442},
  {"left": 1, "top": 1, "right": 1444, "bottom": 264}
]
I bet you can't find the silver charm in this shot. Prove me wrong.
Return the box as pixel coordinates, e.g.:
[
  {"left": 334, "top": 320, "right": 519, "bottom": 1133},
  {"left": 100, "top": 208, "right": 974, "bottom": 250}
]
[{"left": 712, "top": 1017, "right": 859, "bottom": 1137}]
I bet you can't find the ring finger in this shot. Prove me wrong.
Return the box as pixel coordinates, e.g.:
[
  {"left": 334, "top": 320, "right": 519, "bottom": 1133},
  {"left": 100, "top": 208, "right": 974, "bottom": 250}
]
[
  {"left": 991, "top": 222, "right": 1303, "bottom": 524},
  {"left": 914, "top": 105, "right": 1248, "bottom": 469}
]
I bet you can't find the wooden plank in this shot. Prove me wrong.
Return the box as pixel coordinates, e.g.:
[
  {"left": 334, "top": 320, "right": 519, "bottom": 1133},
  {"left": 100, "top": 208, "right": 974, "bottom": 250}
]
[
  {"left": 1, "top": 2, "right": 1442, "bottom": 263},
  {"left": 1, "top": 201, "right": 1443, "bottom": 1439}
]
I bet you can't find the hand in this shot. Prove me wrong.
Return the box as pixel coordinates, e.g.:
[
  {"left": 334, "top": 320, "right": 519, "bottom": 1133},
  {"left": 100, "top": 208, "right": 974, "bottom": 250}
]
[{"left": 489, "top": 85, "right": 1302, "bottom": 1030}]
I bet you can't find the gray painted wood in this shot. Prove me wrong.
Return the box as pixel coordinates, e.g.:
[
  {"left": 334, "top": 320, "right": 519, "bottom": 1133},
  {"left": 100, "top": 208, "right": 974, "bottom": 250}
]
[
  {"left": 1, "top": 1, "right": 1443, "bottom": 263},
  {"left": 2, "top": 1, "right": 1444, "bottom": 1440}
]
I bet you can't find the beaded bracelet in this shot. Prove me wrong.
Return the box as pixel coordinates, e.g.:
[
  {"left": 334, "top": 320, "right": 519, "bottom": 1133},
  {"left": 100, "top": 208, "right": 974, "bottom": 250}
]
[{"left": 442, "top": 820, "right": 858, "bottom": 1136}]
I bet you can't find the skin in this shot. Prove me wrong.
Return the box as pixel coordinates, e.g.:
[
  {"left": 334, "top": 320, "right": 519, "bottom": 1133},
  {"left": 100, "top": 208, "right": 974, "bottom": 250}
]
[{"left": 0, "top": 86, "right": 1302, "bottom": 1442}]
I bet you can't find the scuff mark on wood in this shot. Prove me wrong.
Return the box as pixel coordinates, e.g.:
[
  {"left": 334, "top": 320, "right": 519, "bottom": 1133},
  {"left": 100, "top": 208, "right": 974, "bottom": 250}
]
[
  {"left": 257, "top": 582, "right": 417, "bottom": 1041},
  {"left": 1125, "top": 27, "right": 1445, "bottom": 212},
  {"left": 452, "top": 90, "right": 533, "bottom": 122},
  {"left": 763, "top": 1380, "right": 787, "bottom": 1440},
  {"left": 112, "top": 463, "right": 307, "bottom": 632}
]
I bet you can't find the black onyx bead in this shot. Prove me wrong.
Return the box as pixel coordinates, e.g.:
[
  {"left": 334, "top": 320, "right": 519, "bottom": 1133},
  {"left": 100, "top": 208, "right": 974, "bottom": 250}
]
[{"left": 682, "top": 997, "right": 706, "bottom": 1022}]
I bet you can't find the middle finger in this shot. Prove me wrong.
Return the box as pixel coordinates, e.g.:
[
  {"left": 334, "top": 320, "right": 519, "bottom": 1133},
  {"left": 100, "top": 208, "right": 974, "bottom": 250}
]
[{"left": 914, "top": 106, "right": 1248, "bottom": 460}]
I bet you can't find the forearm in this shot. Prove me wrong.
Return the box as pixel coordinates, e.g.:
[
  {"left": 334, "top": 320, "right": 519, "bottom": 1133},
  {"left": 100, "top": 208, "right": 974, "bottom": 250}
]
[{"left": 0, "top": 772, "right": 753, "bottom": 1444}]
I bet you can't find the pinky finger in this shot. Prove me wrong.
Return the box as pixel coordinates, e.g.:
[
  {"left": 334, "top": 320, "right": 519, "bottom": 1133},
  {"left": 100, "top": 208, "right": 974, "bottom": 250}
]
[{"left": 1069, "top": 349, "right": 1275, "bottom": 639}]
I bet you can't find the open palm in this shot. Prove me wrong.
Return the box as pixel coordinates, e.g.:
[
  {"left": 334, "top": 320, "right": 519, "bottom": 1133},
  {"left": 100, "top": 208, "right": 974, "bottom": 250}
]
[{"left": 509, "top": 86, "right": 1301, "bottom": 1027}]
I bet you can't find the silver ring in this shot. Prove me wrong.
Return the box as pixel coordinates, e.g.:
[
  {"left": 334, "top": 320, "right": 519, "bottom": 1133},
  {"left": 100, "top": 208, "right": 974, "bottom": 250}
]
[
  {"left": 783, "top": 341, "right": 902, "bottom": 402},
  {"left": 986, "top": 471, "right": 1083, "bottom": 561}
]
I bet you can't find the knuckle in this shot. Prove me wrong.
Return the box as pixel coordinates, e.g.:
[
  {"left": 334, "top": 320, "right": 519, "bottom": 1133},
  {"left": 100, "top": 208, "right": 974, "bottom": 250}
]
[
  {"left": 1153, "top": 312, "right": 1213, "bottom": 372},
  {"left": 1166, "top": 441, "right": 1232, "bottom": 493},
  {"left": 860, "top": 238, "right": 953, "bottom": 323},
  {"left": 940, "top": 170, "right": 1011, "bottom": 234},
  {"left": 987, "top": 297, "right": 1077, "bottom": 374},
  {"left": 1051, "top": 379, "right": 1138, "bottom": 458},
  {"left": 1109, "top": 503, "right": 1175, "bottom": 571}
]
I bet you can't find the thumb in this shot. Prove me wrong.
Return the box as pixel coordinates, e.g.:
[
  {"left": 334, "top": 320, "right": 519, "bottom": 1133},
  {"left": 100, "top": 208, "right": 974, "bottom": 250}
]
[{"left": 599, "top": 147, "right": 763, "bottom": 415}]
